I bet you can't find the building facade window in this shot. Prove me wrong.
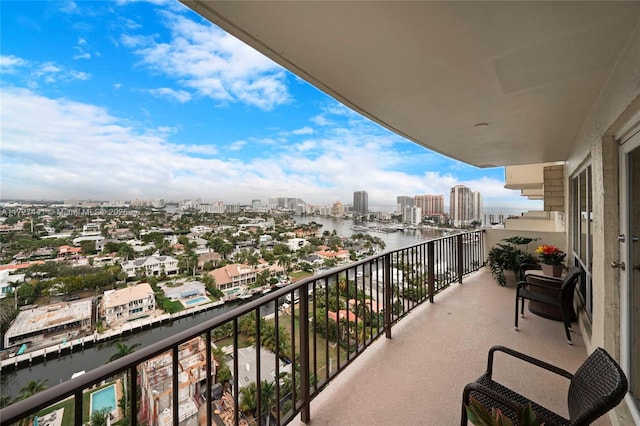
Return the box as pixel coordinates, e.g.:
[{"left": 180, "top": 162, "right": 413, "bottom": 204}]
[{"left": 571, "top": 164, "right": 593, "bottom": 319}]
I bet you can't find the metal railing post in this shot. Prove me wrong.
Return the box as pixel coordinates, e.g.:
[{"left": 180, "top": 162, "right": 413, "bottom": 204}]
[
  {"left": 299, "top": 283, "right": 311, "bottom": 423},
  {"left": 74, "top": 390, "right": 82, "bottom": 426},
  {"left": 384, "top": 253, "right": 392, "bottom": 338},
  {"left": 457, "top": 234, "right": 464, "bottom": 284},
  {"left": 172, "top": 346, "right": 179, "bottom": 426},
  {"left": 205, "top": 332, "right": 212, "bottom": 426},
  {"left": 131, "top": 366, "right": 138, "bottom": 426},
  {"left": 428, "top": 242, "right": 435, "bottom": 303}
]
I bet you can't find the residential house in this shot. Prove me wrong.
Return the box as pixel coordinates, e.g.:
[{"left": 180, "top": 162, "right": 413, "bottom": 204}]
[
  {"left": 57, "top": 245, "right": 82, "bottom": 258},
  {"left": 314, "top": 247, "right": 350, "bottom": 264},
  {"left": 197, "top": 252, "right": 221, "bottom": 270},
  {"left": 209, "top": 263, "right": 256, "bottom": 293},
  {"left": 159, "top": 281, "right": 205, "bottom": 301},
  {"left": 286, "top": 238, "right": 308, "bottom": 252},
  {"left": 121, "top": 255, "right": 179, "bottom": 278},
  {"left": 226, "top": 346, "right": 291, "bottom": 390},
  {"left": 0, "top": 270, "right": 24, "bottom": 299},
  {"left": 327, "top": 310, "right": 358, "bottom": 323},
  {"left": 101, "top": 283, "right": 156, "bottom": 324}
]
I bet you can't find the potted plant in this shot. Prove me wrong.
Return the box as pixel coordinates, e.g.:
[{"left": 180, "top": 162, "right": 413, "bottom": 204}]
[
  {"left": 535, "top": 244, "right": 566, "bottom": 277},
  {"left": 487, "top": 236, "right": 539, "bottom": 286},
  {"left": 466, "top": 397, "right": 540, "bottom": 426}
]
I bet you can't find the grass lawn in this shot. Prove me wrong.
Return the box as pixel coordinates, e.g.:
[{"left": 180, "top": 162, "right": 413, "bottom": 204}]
[
  {"left": 267, "top": 310, "right": 347, "bottom": 383},
  {"left": 214, "top": 334, "right": 253, "bottom": 349},
  {"left": 290, "top": 271, "right": 313, "bottom": 281},
  {"left": 163, "top": 299, "right": 184, "bottom": 313}
]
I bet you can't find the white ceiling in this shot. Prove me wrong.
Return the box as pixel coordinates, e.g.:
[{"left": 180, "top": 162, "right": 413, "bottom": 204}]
[{"left": 181, "top": 1, "right": 640, "bottom": 168}]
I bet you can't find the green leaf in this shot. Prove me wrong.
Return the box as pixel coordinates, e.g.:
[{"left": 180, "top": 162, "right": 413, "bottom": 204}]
[
  {"left": 466, "top": 397, "right": 500, "bottom": 426},
  {"left": 516, "top": 403, "right": 541, "bottom": 426}
]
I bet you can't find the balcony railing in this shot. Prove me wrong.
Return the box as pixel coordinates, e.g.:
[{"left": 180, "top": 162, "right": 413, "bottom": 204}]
[{"left": 0, "top": 230, "right": 485, "bottom": 426}]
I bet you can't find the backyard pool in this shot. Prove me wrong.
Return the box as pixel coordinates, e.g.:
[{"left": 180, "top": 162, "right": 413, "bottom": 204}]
[
  {"left": 90, "top": 384, "right": 116, "bottom": 414},
  {"left": 183, "top": 296, "right": 209, "bottom": 306}
]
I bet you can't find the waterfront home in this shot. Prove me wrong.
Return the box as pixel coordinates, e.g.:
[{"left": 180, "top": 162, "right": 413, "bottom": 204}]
[
  {"left": 4, "top": 300, "right": 92, "bottom": 348},
  {"left": 159, "top": 280, "right": 205, "bottom": 301},
  {"left": 101, "top": 283, "right": 156, "bottom": 325},
  {"left": 121, "top": 255, "right": 179, "bottom": 278},
  {"left": 209, "top": 263, "right": 256, "bottom": 293}
]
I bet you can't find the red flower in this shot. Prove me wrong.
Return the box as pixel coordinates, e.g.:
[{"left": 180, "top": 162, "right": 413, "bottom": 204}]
[{"left": 535, "top": 244, "right": 566, "bottom": 266}]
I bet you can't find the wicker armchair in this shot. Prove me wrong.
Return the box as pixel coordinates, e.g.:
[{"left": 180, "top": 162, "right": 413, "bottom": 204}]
[
  {"left": 515, "top": 267, "right": 581, "bottom": 345},
  {"left": 518, "top": 262, "right": 541, "bottom": 281},
  {"left": 461, "top": 345, "right": 628, "bottom": 425}
]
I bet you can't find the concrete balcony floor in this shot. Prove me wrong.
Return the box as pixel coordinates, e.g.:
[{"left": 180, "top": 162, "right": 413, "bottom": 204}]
[{"left": 290, "top": 268, "right": 609, "bottom": 426}]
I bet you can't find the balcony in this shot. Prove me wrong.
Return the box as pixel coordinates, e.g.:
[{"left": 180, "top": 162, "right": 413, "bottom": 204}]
[
  {"left": 288, "top": 266, "right": 602, "bottom": 425},
  {"left": 1, "top": 230, "right": 607, "bottom": 426}
]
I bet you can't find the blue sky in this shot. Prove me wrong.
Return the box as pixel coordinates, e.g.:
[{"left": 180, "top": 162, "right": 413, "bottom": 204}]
[{"left": 0, "top": 0, "right": 541, "bottom": 213}]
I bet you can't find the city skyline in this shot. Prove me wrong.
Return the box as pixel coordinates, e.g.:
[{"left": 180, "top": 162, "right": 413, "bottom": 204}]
[{"left": 1, "top": 1, "right": 542, "bottom": 213}]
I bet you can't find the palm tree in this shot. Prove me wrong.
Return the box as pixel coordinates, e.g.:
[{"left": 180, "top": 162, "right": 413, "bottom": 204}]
[
  {"left": 108, "top": 342, "right": 141, "bottom": 362},
  {"left": 260, "top": 380, "right": 277, "bottom": 425},
  {"left": 17, "top": 379, "right": 47, "bottom": 400},
  {"left": 90, "top": 407, "right": 110, "bottom": 426},
  {"left": 108, "top": 342, "right": 140, "bottom": 422},
  {"left": 239, "top": 382, "right": 257, "bottom": 418}
]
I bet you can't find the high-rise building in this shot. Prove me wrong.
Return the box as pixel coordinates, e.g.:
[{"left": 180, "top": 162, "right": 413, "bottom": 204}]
[
  {"left": 268, "top": 197, "right": 306, "bottom": 211},
  {"left": 331, "top": 201, "right": 345, "bottom": 217},
  {"left": 414, "top": 194, "right": 444, "bottom": 217},
  {"left": 353, "top": 191, "right": 368, "bottom": 216},
  {"left": 450, "top": 185, "right": 473, "bottom": 226},
  {"left": 396, "top": 196, "right": 414, "bottom": 214},
  {"left": 403, "top": 205, "right": 422, "bottom": 225},
  {"left": 472, "top": 191, "right": 483, "bottom": 222},
  {"left": 450, "top": 185, "right": 482, "bottom": 226}
]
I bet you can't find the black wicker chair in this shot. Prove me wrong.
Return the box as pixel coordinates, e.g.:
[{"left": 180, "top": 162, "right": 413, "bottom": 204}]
[
  {"left": 515, "top": 267, "right": 581, "bottom": 345},
  {"left": 518, "top": 262, "right": 541, "bottom": 281},
  {"left": 461, "top": 345, "right": 628, "bottom": 425}
]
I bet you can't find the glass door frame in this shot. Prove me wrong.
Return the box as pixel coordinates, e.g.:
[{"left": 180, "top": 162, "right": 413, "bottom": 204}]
[{"left": 619, "top": 122, "right": 640, "bottom": 422}]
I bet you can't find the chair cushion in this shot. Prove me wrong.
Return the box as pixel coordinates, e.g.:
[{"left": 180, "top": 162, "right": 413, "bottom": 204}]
[{"left": 471, "top": 374, "right": 570, "bottom": 426}]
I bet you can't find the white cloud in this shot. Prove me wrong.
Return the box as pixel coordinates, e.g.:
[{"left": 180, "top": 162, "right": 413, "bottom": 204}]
[
  {"left": 113, "top": 83, "right": 122, "bottom": 90},
  {"left": 149, "top": 87, "right": 192, "bottom": 103},
  {"left": 3, "top": 55, "right": 91, "bottom": 85},
  {"left": 73, "top": 52, "right": 91, "bottom": 60},
  {"left": 229, "top": 141, "right": 246, "bottom": 151},
  {"left": 120, "top": 10, "right": 290, "bottom": 110},
  {"left": 292, "top": 126, "right": 313, "bottom": 135},
  {"left": 69, "top": 70, "right": 90, "bottom": 80},
  {"left": 58, "top": 1, "right": 78, "bottom": 14},
  {"left": 0, "top": 87, "right": 530, "bottom": 210},
  {"left": 1, "top": 55, "right": 28, "bottom": 73}
]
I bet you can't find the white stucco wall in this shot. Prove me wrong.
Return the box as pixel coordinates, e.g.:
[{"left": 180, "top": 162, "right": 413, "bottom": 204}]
[{"left": 564, "top": 21, "right": 640, "bottom": 426}]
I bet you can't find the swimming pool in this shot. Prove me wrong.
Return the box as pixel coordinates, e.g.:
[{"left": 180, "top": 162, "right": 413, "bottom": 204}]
[
  {"left": 90, "top": 384, "right": 116, "bottom": 414},
  {"left": 184, "top": 296, "right": 208, "bottom": 306}
]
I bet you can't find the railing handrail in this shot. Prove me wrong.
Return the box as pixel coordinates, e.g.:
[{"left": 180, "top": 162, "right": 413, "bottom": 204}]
[{"left": 0, "top": 229, "right": 485, "bottom": 426}]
